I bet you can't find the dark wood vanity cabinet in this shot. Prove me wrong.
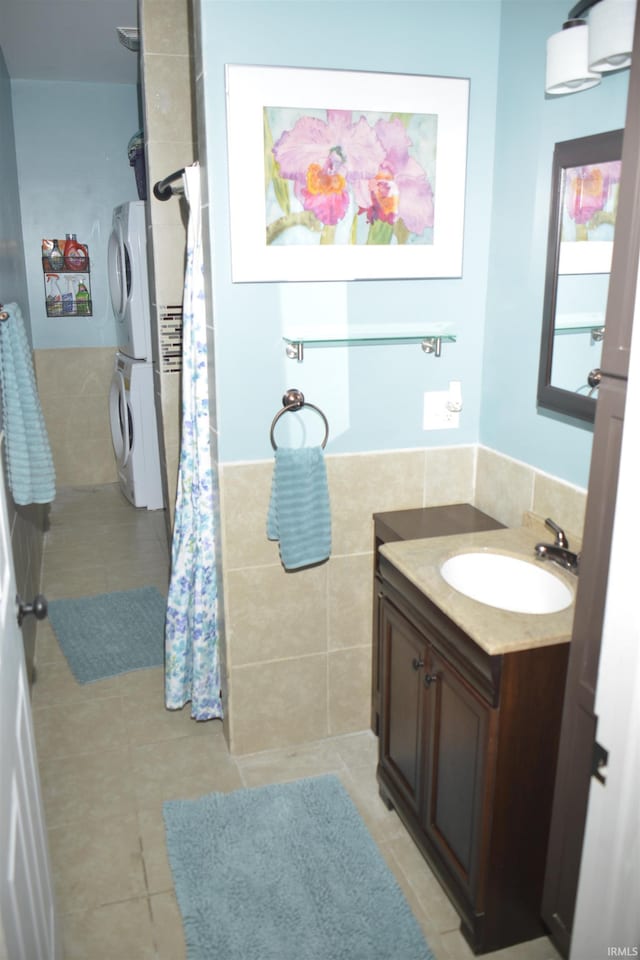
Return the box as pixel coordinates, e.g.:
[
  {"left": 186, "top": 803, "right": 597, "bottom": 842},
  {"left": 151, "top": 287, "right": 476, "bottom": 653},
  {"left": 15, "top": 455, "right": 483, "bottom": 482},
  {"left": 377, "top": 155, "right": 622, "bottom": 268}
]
[
  {"left": 376, "top": 557, "right": 570, "bottom": 955},
  {"left": 371, "top": 504, "right": 503, "bottom": 734}
]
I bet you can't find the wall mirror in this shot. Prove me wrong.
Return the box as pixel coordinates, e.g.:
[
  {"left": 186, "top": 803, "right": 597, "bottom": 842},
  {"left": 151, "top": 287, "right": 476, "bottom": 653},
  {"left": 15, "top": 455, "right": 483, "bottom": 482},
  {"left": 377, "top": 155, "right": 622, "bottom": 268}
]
[{"left": 538, "top": 129, "right": 623, "bottom": 423}]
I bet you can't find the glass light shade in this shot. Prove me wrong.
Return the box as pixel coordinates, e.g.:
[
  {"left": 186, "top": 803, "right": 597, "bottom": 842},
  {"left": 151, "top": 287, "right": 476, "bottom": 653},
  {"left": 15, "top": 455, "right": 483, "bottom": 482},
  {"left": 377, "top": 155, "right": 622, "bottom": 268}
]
[
  {"left": 546, "top": 20, "right": 602, "bottom": 95},
  {"left": 589, "top": 0, "right": 635, "bottom": 72}
]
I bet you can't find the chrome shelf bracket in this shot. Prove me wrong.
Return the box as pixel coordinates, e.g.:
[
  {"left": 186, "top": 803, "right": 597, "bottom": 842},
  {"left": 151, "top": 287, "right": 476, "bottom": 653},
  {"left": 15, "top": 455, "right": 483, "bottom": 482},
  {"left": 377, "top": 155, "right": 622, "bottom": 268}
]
[
  {"left": 421, "top": 337, "right": 443, "bottom": 357},
  {"left": 285, "top": 341, "right": 304, "bottom": 362}
]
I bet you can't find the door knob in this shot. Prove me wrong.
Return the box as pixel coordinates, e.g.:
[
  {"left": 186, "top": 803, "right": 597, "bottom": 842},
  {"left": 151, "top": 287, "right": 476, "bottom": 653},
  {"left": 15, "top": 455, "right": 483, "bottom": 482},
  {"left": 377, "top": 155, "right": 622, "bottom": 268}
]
[
  {"left": 16, "top": 594, "right": 48, "bottom": 627},
  {"left": 424, "top": 673, "right": 438, "bottom": 687},
  {"left": 587, "top": 368, "right": 602, "bottom": 389},
  {"left": 412, "top": 657, "right": 424, "bottom": 671}
]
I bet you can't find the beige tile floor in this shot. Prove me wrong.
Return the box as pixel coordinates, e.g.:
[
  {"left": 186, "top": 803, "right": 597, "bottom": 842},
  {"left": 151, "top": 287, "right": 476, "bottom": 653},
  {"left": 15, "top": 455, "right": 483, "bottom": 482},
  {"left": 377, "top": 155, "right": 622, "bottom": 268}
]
[{"left": 32, "top": 483, "right": 562, "bottom": 960}]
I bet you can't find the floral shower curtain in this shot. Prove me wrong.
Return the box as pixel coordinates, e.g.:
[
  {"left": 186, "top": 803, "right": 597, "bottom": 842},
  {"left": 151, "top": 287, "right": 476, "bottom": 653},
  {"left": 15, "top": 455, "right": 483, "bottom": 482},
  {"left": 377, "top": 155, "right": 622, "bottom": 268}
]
[{"left": 165, "top": 163, "right": 223, "bottom": 721}]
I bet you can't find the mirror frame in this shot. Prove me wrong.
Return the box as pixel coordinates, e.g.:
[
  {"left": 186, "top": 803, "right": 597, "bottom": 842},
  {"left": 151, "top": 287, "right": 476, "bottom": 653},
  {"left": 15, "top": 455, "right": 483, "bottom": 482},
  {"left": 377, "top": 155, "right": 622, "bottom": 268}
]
[{"left": 537, "top": 129, "right": 624, "bottom": 423}]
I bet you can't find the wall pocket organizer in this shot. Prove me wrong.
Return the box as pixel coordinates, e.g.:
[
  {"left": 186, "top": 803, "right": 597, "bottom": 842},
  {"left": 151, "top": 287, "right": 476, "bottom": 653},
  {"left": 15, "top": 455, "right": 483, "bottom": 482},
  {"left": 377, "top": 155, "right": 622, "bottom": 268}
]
[{"left": 42, "top": 237, "right": 92, "bottom": 317}]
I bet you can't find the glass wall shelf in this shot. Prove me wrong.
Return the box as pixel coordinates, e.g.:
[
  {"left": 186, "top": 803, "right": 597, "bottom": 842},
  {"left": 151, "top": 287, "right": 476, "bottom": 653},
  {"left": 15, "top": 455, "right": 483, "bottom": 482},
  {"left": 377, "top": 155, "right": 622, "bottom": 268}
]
[
  {"left": 282, "top": 325, "right": 456, "bottom": 361},
  {"left": 553, "top": 313, "right": 604, "bottom": 340}
]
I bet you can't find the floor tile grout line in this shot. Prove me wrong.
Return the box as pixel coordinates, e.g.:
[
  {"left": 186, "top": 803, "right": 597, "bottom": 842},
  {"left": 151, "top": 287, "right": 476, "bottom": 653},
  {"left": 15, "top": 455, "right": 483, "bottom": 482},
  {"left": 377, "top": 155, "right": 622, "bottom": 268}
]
[{"left": 59, "top": 891, "right": 154, "bottom": 917}]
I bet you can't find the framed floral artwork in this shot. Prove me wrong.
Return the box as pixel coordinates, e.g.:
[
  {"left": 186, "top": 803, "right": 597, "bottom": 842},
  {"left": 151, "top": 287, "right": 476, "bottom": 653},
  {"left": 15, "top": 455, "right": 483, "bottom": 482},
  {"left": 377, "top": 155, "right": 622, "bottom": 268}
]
[{"left": 225, "top": 64, "right": 470, "bottom": 282}]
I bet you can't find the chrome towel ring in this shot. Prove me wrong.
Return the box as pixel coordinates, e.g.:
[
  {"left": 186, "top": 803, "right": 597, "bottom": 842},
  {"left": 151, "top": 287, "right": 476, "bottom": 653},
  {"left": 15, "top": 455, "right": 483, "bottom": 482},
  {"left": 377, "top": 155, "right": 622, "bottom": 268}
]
[{"left": 270, "top": 388, "right": 329, "bottom": 450}]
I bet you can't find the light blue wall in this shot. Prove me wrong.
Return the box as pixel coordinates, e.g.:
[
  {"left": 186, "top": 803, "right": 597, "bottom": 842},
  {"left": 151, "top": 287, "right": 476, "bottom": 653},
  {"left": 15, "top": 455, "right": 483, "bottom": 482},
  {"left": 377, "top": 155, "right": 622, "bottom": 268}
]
[
  {"left": 11, "top": 80, "right": 140, "bottom": 349},
  {"left": 201, "top": 0, "right": 502, "bottom": 462},
  {"left": 202, "top": 0, "right": 630, "bottom": 485},
  {"left": 482, "top": 0, "right": 629, "bottom": 487},
  {"left": 0, "top": 50, "right": 30, "bottom": 340}
]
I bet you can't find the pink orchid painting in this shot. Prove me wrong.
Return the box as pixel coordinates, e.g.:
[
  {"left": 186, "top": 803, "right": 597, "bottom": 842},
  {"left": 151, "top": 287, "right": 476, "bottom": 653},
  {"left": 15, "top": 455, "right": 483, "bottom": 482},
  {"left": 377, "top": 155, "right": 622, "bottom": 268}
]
[
  {"left": 265, "top": 105, "right": 437, "bottom": 247},
  {"left": 561, "top": 159, "right": 621, "bottom": 242},
  {"left": 225, "top": 65, "right": 469, "bottom": 281}
]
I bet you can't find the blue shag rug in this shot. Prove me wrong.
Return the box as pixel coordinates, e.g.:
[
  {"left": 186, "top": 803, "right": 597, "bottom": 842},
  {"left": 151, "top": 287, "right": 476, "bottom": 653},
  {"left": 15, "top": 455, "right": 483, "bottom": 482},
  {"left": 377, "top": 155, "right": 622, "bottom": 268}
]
[
  {"left": 163, "top": 774, "right": 435, "bottom": 960},
  {"left": 47, "top": 586, "right": 166, "bottom": 683}
]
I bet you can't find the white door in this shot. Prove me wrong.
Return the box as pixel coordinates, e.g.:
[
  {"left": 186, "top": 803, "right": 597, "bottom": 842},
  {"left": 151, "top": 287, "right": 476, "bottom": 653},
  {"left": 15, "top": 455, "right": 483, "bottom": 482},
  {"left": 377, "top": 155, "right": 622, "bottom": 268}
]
[{"left": 0, "top": 435, "right": 60, "bottom": 959}]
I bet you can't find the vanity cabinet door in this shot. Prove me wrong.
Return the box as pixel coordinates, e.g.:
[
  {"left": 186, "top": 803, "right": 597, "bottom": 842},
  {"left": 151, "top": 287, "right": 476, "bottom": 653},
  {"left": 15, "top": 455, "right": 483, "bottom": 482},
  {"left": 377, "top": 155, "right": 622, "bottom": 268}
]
[
  {"left": 379, "top": 597, "right": 428, "bottom": 816},
  {"left": 422, "top": 649, "right": 493, "bottom": 902}
]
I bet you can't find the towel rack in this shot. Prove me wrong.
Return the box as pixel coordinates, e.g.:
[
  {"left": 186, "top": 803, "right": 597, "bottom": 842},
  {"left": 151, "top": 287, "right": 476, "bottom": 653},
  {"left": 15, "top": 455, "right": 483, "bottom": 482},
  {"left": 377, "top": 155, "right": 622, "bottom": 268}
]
[
  {"left": 153, "top": 167, "right": 185, "bottom": 201},
  {"left": 270, "top": 388, "right": 329, "bottom": 450}
]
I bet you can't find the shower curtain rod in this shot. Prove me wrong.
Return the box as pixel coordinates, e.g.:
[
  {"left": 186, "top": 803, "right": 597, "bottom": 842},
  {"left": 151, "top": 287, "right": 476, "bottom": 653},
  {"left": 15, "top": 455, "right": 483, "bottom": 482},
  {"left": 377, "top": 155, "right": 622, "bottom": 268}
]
[{"left": 153, "top": 168, "right": 185, "bottom": 201}]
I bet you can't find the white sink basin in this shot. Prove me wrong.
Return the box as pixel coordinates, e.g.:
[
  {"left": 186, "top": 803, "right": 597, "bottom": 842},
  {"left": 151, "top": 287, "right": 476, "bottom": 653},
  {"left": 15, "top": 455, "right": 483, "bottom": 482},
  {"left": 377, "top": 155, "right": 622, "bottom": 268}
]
[{"left": 440, "top": 551, "right": 573, "bottom": 614}]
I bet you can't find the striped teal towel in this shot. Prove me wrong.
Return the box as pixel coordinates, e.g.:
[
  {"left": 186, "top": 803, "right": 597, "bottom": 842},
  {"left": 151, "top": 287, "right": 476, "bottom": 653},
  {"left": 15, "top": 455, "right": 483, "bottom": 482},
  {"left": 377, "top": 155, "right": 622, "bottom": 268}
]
[
  {"left": 267, "top": 446, "right": 331, "bottom": 571},
  {"left": 0, "top": 302, "right": 56, "bottom": 505}
]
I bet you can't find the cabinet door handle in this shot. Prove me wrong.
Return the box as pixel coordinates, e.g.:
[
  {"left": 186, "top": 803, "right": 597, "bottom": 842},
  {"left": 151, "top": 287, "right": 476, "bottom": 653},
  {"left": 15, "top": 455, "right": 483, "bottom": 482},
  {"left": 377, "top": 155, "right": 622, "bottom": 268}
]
[
  {"left": 412, "top": 657, "right": 424, "bottom": 671},
  {"left": 424, "top": 673, "right": 438, "bottom": 687}
]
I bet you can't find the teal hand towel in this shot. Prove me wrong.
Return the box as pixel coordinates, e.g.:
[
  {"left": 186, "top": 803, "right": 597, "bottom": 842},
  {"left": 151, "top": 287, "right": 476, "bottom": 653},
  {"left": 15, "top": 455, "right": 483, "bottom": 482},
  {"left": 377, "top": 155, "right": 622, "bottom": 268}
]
[
  {"left": 0, "top": 302, "right": 56, "bottom": 505},
  {"left": 267, "top": 446, "right": 331, "bottom": 571}
]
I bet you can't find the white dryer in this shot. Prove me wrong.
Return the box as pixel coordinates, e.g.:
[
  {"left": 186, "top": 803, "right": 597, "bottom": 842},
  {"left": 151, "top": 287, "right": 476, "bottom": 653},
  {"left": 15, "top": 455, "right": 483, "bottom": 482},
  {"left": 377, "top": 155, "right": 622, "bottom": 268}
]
[
  {"left": 109, "top": 352, "right": 163, "bottom": 510},
  {"left": 108, "top": 200, "right": 151, "bottom": 360}
]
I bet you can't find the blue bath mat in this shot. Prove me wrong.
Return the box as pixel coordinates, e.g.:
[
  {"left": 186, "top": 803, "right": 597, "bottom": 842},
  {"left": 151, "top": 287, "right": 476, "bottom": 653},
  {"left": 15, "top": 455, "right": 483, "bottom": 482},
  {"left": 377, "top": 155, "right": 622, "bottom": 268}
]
[
  {"left": 163, "top": 774, "right": 434, "bottom": 960},
  {"left": 48, "top": 586, "right": 166, "bottom": 683}
]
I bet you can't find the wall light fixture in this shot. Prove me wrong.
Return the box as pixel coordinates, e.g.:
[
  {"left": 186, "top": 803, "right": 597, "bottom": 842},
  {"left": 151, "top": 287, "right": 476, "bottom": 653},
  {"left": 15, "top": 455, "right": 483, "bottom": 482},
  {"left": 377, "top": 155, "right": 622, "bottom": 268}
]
[
  {"left": 589, "top": 0, "right": 635, "bottom": 71},
  {"left": 545, "top": 0, "right": 636, "bottom": 96},
  {"left": 546, "top": 18, "right": 601, "bottom": 95}
]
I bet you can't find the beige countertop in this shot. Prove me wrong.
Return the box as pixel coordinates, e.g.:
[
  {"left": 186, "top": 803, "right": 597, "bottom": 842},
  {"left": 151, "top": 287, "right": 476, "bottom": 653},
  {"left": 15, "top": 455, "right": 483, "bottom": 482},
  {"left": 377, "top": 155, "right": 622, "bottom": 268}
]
[{"left": 379, "top": 526, "right": 577, "bottom": 656}]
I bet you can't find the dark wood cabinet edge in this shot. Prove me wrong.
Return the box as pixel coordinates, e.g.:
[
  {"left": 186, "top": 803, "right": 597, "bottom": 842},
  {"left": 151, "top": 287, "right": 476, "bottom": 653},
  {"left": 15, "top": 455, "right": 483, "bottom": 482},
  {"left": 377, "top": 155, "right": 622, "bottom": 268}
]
[
  {"left": 542, "top": 379, "right": 628, "bottom": 955},
  {"left": 541, "top": 705, "right": 596, "bottom": 956},
  {"left": 371, "top": 574, "right": 384, "bottom": 734}
]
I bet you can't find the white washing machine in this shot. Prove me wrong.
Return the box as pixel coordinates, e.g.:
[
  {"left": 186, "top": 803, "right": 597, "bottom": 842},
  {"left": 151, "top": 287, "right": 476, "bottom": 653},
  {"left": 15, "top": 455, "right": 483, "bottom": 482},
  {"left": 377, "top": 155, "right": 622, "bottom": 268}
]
[
  {"left": 108, "top": 200, "right": 151, "bottom": 361},
  {"left": 109, "top": 352, "right": 163, "bottom": 510}
]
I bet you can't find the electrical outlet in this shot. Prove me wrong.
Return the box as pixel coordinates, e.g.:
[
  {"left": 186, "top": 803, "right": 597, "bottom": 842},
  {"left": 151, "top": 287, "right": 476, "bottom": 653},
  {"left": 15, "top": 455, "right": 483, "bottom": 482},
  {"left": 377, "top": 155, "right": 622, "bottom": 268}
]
[{"left": 423, "top": 391, "right": 460, "bottom": 430}]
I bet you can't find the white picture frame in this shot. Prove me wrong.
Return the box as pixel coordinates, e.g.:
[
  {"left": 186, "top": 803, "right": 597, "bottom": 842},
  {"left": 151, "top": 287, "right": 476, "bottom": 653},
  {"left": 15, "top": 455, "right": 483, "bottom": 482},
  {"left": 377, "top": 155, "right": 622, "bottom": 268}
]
[{"left": 225, "top": 64, "right": 470, "bottom": 283}]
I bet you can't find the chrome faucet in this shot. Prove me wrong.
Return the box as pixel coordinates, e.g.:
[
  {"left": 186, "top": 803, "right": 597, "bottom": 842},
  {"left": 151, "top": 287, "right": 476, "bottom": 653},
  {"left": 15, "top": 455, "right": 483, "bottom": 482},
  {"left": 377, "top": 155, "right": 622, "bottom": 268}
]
[{"left": 534, "top": 518, "right": 580, "bottom": 573}]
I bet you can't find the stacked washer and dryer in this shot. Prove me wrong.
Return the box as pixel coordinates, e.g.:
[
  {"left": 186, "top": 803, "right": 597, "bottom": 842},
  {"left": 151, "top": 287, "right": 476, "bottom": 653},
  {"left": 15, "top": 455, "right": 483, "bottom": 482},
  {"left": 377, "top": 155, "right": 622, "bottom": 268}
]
[{"left": 107, "top": 201, "right": 164, "bottom": 510}]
